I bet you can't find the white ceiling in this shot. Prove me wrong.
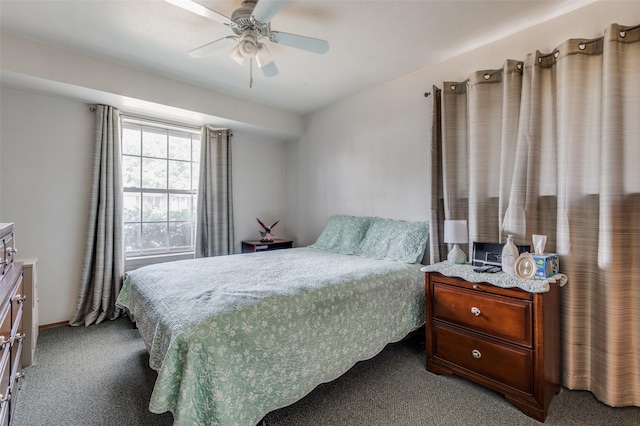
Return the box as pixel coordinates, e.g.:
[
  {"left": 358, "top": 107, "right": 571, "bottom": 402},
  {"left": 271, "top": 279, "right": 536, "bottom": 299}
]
[{"left": 1, "top": 0, "right": 597, "bottom": 115}]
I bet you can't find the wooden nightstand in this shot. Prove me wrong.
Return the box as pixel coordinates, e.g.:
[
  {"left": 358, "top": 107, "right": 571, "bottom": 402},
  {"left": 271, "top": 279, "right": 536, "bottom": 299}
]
[
  {"left": 425, "top": 271, "right": 561, "bottom": 422},
  {"left": 241, "top": 239, "right": 294, "bottom": 253}
]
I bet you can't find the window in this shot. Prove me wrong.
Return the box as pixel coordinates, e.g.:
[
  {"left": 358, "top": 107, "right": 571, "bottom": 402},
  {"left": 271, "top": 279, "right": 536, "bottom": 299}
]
[{"left": 121, "top": 118, "right": 200, "bottom": 259}]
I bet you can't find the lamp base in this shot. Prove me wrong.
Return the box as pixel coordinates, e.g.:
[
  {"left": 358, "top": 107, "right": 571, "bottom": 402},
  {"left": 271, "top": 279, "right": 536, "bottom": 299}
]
[{"left": 447, "top": 244, "right": 466, "bottom": 264}]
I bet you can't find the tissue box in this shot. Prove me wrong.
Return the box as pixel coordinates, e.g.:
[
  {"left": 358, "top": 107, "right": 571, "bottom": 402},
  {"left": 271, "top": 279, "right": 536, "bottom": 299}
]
[{"left": 534, "top": 254, "right": 559, "bottom": 278}]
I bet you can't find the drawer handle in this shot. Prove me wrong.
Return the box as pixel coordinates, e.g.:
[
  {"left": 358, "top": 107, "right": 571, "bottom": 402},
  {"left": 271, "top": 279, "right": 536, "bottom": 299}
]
[
  {"left": 471, "top": 306, "right": 482, "bottom": 317},
  {"left": 12, "top": 294, "right": 27, "bottom": 304},
  {"left": 0, "top": 392, "right": 10, "bottom": 403},
  {"left": 0, "top": 335, "right": 15, "bottom": 348},
  {"left": 472, "top": 349, "right": 482, "bottom": 359}
]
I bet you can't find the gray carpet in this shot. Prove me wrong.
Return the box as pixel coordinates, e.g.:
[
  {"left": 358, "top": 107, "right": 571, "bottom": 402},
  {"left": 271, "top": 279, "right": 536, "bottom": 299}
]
[{"left": 12, "top": 317, "right": 640, "bottom": 425}]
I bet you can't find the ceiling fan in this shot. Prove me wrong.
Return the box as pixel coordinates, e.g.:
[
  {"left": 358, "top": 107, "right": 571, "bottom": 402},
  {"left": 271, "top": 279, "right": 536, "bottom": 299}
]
[{"left": 167, "top": 0, "right": 330, "bottom": 85}]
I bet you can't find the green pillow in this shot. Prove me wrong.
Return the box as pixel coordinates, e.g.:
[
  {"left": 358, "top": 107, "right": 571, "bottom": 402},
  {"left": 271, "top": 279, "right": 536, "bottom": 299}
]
[
  {"left": 310, "top": 215, "right": 372, "bottom": 254},
  {"left": 357, "top": 217, "right": 429, "bottom": 263}
]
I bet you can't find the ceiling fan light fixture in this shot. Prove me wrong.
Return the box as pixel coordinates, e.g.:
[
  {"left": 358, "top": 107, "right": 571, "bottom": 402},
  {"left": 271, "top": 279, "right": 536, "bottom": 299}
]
[
  {"left": 238, "top": 36, "right": 257, "bottom": 58},
  {"left": 229, "top": 44, "right": 246, "bottom": 65},
  {"left": 229, "top": 35, "right": 258, "bottom": 65},
  {"left": 255, "top": 43, "right": 273, "bottom": 68}
]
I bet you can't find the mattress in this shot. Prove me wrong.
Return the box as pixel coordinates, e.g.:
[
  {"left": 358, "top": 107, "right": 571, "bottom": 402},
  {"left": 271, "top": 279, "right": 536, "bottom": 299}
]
[{"left": 117, "top": 247, "right": 425, "bottom": 426}]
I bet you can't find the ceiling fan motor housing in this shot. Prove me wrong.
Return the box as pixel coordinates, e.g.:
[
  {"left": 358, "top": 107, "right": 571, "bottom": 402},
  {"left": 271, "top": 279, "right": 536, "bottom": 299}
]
[{"left": 230, "top": 0, "right": 269, "bottom": 36}]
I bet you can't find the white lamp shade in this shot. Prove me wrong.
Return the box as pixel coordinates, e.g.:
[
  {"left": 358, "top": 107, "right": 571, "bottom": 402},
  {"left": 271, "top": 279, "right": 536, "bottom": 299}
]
[
  {"left": 229, "top": 44, "right": 246, "bottom": 65},
  {"left": 255, "top": 43, "right": 274, "bottom": 68},
  {"left": 444, "top": 220, "right": 468, "bottom": 244},
  {"left": 444, "top": 220, "right": 468, "bottom": 264},
  {"left": 229, "top": 36, "right": 258, "bottom": 66}
]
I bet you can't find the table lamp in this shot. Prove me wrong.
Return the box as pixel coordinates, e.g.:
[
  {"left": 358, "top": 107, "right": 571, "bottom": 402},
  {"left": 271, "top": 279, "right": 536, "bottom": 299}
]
[{"left": 444, "top": 220, "right": 468, "bottom": 264}]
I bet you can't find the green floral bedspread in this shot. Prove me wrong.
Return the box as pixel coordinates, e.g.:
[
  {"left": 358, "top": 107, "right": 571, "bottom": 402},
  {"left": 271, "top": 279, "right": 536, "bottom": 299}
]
[{"left": 116, "top": 247, "right": 425, "bottom": 426}]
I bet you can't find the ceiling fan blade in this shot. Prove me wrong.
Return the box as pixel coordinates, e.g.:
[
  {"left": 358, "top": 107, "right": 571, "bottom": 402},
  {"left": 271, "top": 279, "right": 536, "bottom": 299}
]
[
  {"left": 189, "top": 36, "right": 238, "bottom": 58},
  {"left": 261, "top": 61, "right": 279, "bottom": 78},
  {"left": 166, "top": 0, "right": 232, "bottom": 26},
  {"left": 251, "top": 0, "right": 288, "bottom": 24},
  {"left": 269, "top": 31, "right": 329, "bottom": 54}
]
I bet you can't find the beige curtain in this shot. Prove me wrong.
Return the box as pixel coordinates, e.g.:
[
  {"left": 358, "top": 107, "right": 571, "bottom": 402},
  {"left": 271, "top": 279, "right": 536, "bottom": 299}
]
[
  {"left": 431, "top": 23, "right": 639, "bottom": 407},
  {"left": 429, "top": 87, "right": 447, "bottom": 265},
  {"left": 196, "top": 128, "right": 234, "bottom": 257},
  {"left": 70, "top": 104, "right": 124, "bottom": 326}
]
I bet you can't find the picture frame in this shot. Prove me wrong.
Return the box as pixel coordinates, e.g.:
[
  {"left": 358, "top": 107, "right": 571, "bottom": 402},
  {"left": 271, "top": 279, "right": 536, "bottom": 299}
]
[{"left": 472, "top": 242, "right": 531, "bottom": 267}]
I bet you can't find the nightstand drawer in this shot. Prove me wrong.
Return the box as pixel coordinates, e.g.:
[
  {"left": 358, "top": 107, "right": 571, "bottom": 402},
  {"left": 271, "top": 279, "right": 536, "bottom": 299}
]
[
  {"left": 433, "top": 322, "right": 533, "bottom": 394},
  {"left": 433, "top": 282, "right": 532, "bottom": 347}
]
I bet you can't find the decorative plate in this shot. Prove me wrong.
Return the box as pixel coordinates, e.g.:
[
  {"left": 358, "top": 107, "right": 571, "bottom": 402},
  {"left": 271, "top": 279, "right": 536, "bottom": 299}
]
[{"left": 514, "top": 252, "right": 536, "bottom": 280}]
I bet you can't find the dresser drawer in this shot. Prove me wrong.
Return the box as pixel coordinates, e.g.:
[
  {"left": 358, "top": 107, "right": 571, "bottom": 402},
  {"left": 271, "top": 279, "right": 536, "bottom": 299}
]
[
  {"left": 433, "top": 282, "right": 532, "bottom": 347},
  {"left": 10, "top": 276, "right": 24, "bottom": 337},
  {"left": 0, "top": 353, "right": 9, "bottom": 426},
  {"left": 3, "top": 234, "right": 14, "bottom": 264},
  {"left": 433, "top": 322, "right": 533, "bottom": 394},
  {"left": 0, "top": 309, "right": 10, "bottom": 366},
  {"left": 0, "top": 241, "right": 5, "bottom": 279},
  {"left": 1, "top": 233, "right": 15, "bottom": 279},
  {"left": 0, "top": 308, "right": 11, "bottom": 419},
  {"left": 0, "top": 224, "right": 14, "bottom": 281}
]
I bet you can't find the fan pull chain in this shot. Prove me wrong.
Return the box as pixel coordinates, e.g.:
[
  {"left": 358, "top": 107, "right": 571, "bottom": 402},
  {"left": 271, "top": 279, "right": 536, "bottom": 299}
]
[{"left": 249, "top": 58, "right": 254, "bottom": 88}]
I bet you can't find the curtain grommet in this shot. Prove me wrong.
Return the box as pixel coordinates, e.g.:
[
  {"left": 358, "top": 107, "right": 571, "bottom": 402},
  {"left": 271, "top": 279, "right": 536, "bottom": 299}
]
[
  {"left": 578, "top": 43, "right": 586, "bottom": 50},
  {"left": 620, "top": 31, "right": 626, "bottom": 38}
]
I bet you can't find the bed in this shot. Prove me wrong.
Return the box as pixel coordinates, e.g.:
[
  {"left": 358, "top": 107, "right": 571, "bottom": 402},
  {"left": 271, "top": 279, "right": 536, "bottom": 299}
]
[{"left": 116, "top": 215, "right": 429, "bottom": 426}]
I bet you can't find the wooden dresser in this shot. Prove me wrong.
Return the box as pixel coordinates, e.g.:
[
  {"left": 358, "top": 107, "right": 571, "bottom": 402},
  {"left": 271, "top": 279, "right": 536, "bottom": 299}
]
[
  {"left": 425, "top": 271, "right": 560, "bottom": 422},
  {"left": 0, "top": 223, "right": 25, "bottom": 425}
]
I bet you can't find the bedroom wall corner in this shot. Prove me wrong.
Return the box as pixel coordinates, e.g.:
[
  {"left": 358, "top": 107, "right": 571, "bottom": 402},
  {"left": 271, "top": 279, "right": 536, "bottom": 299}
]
[{"left": 232, "top": 133, "right": 288, "bottom": 249}]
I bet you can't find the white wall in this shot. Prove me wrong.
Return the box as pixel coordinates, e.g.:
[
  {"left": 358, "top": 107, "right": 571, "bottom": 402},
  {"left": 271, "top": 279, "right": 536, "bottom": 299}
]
[
  {"left": 0, "top": 89, "right": 287, "bottom": 325},
  {"left": 285, "top": 0, "right": 640, "bottom": 246},
  {"left": 233, "top": 132, "right": 290, "bottom": 242},
  {"left": 1, "top": 90, "right": 93, "bottom": 326},
  {"left": 285, "top": 81, "right": 430, "bottom": 246}
]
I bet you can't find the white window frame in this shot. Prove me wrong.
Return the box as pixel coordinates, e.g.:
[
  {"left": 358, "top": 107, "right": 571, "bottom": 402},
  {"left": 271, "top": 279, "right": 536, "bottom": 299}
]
[{"left": 121, "top": 116, "right": 200, "bottom": 270}]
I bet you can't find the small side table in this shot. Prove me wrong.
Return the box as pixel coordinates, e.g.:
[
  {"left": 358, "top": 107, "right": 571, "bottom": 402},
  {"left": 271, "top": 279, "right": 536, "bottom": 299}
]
[
  {"left": 241, "top": 239, "right": 294, "bottom": 253},
  {"left": 421, "top": 262, "right": 564, "bottom": 422}
]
